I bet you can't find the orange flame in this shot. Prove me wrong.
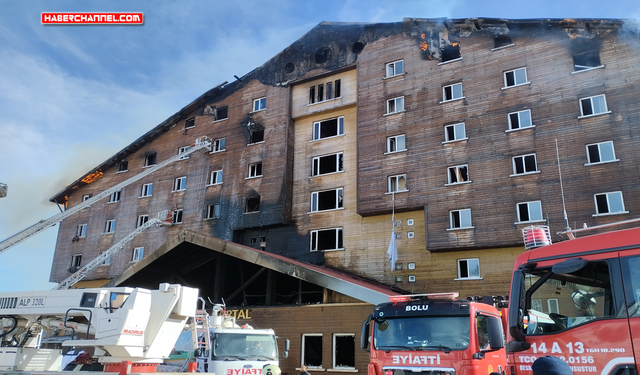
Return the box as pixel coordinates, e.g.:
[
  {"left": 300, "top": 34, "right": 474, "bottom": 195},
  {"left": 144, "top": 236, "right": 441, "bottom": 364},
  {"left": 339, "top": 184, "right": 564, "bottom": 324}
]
[
  {"left": 81, "top": 171, "right": 103, "bottom": 184},
  {"left": 451, "top": 42, "right": 459, "bottom": 47},
  {"left": 420, "top": 41, "right": 429, "bottom": 51},
  {"left": 420, "top": 33, "right": 426, "bottom": 39}
]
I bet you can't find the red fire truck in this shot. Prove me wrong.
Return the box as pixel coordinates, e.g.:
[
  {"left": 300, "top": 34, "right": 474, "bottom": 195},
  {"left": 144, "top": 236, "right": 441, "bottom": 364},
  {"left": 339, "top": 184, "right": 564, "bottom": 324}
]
[
  {"left": 361, "top": 293, "right": 507, "bottom": 375},
  {"left": 506, "top": 226, "right": 640, "bottom": 375}
]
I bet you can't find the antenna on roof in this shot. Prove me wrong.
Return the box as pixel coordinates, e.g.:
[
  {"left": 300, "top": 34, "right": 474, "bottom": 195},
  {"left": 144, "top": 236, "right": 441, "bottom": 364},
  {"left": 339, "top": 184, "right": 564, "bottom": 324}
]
[{"left": 556, "top": 139, "right": 574, "bottom": 239}]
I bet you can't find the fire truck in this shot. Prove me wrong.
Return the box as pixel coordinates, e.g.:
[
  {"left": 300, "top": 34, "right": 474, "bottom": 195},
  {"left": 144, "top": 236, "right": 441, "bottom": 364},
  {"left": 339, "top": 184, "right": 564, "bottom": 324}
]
[
  {"left": 361, "top": 293, "right": 507, "bottom": 375},
  {"left": 505, "top": 225, "right": 640, "bottom": 375}
]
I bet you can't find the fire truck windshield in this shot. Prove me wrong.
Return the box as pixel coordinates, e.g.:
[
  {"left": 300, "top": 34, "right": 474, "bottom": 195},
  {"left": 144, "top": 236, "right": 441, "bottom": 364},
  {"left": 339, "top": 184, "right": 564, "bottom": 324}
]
[
  {"left": 213, "top": 333, "right": 277, "bottom": 360},
  {"left": 374, "top": 317, "right": 470, "bottom": 351}
]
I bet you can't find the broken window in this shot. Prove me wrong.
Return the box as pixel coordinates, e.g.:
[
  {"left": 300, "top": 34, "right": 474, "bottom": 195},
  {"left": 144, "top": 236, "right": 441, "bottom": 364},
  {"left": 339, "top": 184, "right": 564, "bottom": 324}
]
[
  {"left": 504, "top": 67, "right": 528, "bottom": 88},
  {"left": 185, "top": 117, "right": 195, "bottom": 129},
  {"left": 512, "top": 154, "right": 538, "bottom": 175},
  {"left": 309, "top": 80, "right": 341, "bottom": 104},
  {"left": 173, "top": 176, "right": 187, "bottom": 191},
  {"left": 136, "top": 215, "right": 149, "bottom": 228},
  {"left": 310, "top": 228, "right": 343, "bottom": 252},
  {"left": 508, "top": 110, "right": 533, "bottom": 130},
  {"left": 108, "top": 190, "right": 121, "bottom": 203},
  {"left": 450, "top": 209, "right": 472, "bottom": 229},
  {"left": 594, "top": 191, "right": 626, "bottom": 215},
  {"left": 387, "top": 134, "right": 406, "bottom": 153},
  {"left": 334, "top": 79, "right": 341, "bottom": 98},
  {"left": 326, "top": 82, "right": 333, "bottom": 100},
  {"left": 178, "top": 146, "right": 190, "bottom": 160},
  {"left": 140, "top": 183, "right": 152, "bottom": 197},
  {"left": 313, "top": 117, "right": 344, "bottom": 140},
  {"left": 76, "top": 224, "right": 87, "bottom": 238},
  {"left": 312, "top": 153, "right": 343, "bottom": 176},
  {"left": 442, "top": 83, "right": 463, "bottom": 102},
  {"left": 580, "top": 95, "right": 608, "bottom": 117},
  {"left": 209, "top": 170, "right": 223, "bottom": 185},
  {"left": 248, "top": 163, "right": 262, "bottom": 178},
  {"left": 386, "top": 96, "right": 405, "bottom": 114},
  {"left": 386, "top": 60, "right": 404, "bottom": 77},
  {"left": 172, "top": 209, "right": 183, "bottom": 224},
  {"left": 309, "top": 86, "right": 316, "bottom": 104},
  {"left": 444, "top": 122, "right": 466, "bottom": 142},
  {"left": 572, "top": 38, "right": 602, "bottom": 71},
  {"left": 82, "top": 194, "right": 92, "bottom": 202},
  {"left": 302, "top": 334, "right": 323, "bottom": 368},
  {"left": 333, "top": 334, "right": 355, "bottom": 369},
  {"left": 311, "top": 188, "right": 343, "bottom": 212},
  {"left": 441, "top": 43, "right": 461, "bottom": 62},
  {"left": 118, "top": 161, "right": 128, "bottom": 172},
  {"left": 457, "top": 258, "right": 480, "bottom": 279},
  {"left": 388, "top": 175, "right": 407, "bottom": 193},
  {"left": 245, "top": 197, "right": 260, "bottom": 213},
  {"left": 253, "top": 97, "right": 266, "bottom": 112},
  {"left": 132, "top": 247, "right": 144, "bottom": 262},
  {"left": 104, "top": 219, "right": 116, "bottom": 233},
  {"left": 317, "top": 84, "right": 324, "bottom": 102},
  {"left": 517, "top": 201, "right": 543, "bottom": 223},
  {"left": 215, "top": 106, "right": 228, "bottom": 121},
  {"left": 494, "top": 34, "right": 513, "bottom": 49},
  {"left": 249, "top": 129, "right": 264, "bottom": 144},
  {"left": 144, "top": 153, "right": 157, "bottom": 167},
  {"left": 206, "top": 204, "right": 221, "bottom": 219},
  {"left": 71, "top": 254, "right": 82, "bottom": 269},
  {"left": 447, "top": 165, "right": 469, "bottom": 184},
  {"left": 586, "top": 141, "right": 617, "bottom": 164},
  {"left": 212, "top": 138, "right": 225, "bottom": 152}
]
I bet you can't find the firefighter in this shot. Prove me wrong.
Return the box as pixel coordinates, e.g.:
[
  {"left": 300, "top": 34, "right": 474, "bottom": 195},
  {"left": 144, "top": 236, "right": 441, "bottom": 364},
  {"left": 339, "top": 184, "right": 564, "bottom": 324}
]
[{"left": 532, "top": 356, "right": 573, "bottom": 375}]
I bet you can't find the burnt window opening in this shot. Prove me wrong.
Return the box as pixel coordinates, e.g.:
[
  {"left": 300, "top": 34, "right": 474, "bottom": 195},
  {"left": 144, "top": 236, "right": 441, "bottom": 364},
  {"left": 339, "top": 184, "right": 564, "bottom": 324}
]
[
  {"left": 144, "top": 153, "right": 157, "bottom": 167},
  {"left": 206, "top": 204, "right": 220, "bottom": 219},
  {"left": 317, "top": 84, "right": 324, "bottom": 102},
  {"left": 572, "top": 38, "right": 601, "bottom": 71},
  {"left": 494, "top": 34, "right": 513, "bottom": 49},
  {"left": 302, "top": 334, "right": 323, "bottom": 367},
  {"left": 246, "top": 196, "right": 261, "bottom": 213},
  {"left": 447, "top": 165, "right": 469, "bottom": 184},
  {"left": 311, "top": 228, "right": 343, "bottom": 252},
  {"left": 314, "top": 47, "right": 332, "bottom": 64},
  {"left": 312, "top": 153, "right": 343, "bottom": 176},
  {"left": 352, "top": 41, "right": 364, "bottom": 54},
  {"left": 118, "top": 161, "right": 128, "bottom": 172},
  {"left": 185, "top": 117, "right": 195, "bottom": 129},
  {"left": 441, "top": 43, "right": 461, "bottom": 62},
  {"left": 311, "top": 188, "right": 343, "bottom": 212},
  {"left": 313, "top": 117, "right": 344, "bottom": 140},
  {"left": 172, "top": 209, "right": 183, "bottom": 224},
  {"left": 249, "top": 129, "right": 264, "bottom": 144},
  {"left": 309, "top": 86, "right": 316, "bottom": 104},
  {"left": 309, "top": 79, "right": 340, "bottom": 104},
  {"left": 333, "top": 334, "right": 355, "bottom": 369},
  {"left": 334, "top": 79, "right": 341, "bottom": 98},
  {"left": 215, "top": 106, "right": 228, "bottom": 121},
  {"left": 71, "top": 254, "right": 82, "bottom": 269},
  {"left": 250, "top": 238, "right": 257, "bottom": 243}
]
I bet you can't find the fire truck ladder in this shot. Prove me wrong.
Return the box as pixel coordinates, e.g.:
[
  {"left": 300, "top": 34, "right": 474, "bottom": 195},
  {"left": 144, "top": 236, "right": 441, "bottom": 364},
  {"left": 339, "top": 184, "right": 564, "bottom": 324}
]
[
  {"left": 182, "top": 298, "right": 212, "bottom": 371},
  {"left": 0, "top": 137, "right": 212, "bottom": 255}
]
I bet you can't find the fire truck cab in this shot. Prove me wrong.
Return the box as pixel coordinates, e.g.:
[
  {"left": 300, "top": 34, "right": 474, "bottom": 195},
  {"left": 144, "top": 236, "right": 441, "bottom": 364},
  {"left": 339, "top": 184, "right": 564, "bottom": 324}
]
[{"left": 361, "top": 293, "right": 506, "bottom": 375}]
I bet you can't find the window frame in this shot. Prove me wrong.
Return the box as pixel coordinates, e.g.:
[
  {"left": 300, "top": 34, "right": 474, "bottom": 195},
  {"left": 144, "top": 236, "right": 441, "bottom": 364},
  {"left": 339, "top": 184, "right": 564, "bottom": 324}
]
[
  {"left": 173, "top": 176, "right": 187, "bottom": 192},
  {"left": 506, "top": 109, "right": 534, "bottom": 131},
  {"left": 332, "top": 333, "right": 355, "bottom": 370},
  {"left": 446, "top": 164, "right": 470, "bottom": 185},
  {"left": 593, "top": 191, "right": 627, "bottom": 217},
  {"left": 247, "top": 163, "right": 263, "bottom": 179},
  {"left": 312, "top": 153, "right": 344, "bottom": 177},
  {"left": 185, "top": 117, "right": 195, "bottom": 129},
  {"left": 140, "top": 183, "right": 153, "bottom": 197},
  {"left": 248, "top": 129, "right": 265, "bottom": 145},
  {"left": 206, "top": 204, "right": 221, "bottom": 219},
  {"left": 245, "top": 196, "right": 261, "bottom": 213},
  {"left": 172, "top": 209, "right": 183, "bottom": 224},
  {"left": 209, "top": 170, "right": 223, "bottom": 185},
  {"left": 211, "top": 138, "right": 226, "bottom": 153},
  {"left": 385, "top": 60, "right": 404, "bottom": 78},
  {"left": 253, "top": 97, "right": 266, "bottom": 112},
  {"left": 310, "top": 228, "right": 343, "bottom": 252},
  {"left": 385, "top": 96, "right": 405, "bottom": 115},
  {"left": 516, "top": 201, "right": 544, "bottom": 224},
  {"left": 301, "top": 333, "right": 323, "bottom": 369},
  {"left": 76, "top": 224, "right": 87, "bottom": 238},
  {"left": 144, "top": 153, "right": 157, "bottom": 167},
  {"left": 178, "top": 146, "right": 190, "bottom": 160},
  {"left": 441, "top": 82, "right": 464, "bottom": 103},
  {"left": 310, "top": 188, "right": 344, "bottom": 213},
  {"left": 82, "top": 194, "right": 92, "bottom": 202},
  {"left": 511, "top": 154, "right": 539, "bottom": 176},
  {"left": 136, "top": 215, "right": 149, "bottom": 228},
  {"left": 503, "top": 67, "right": 529, "bottom": 88},
  {"left": 71, "top": 254, "right": 82, "bottom": 268},
  {"left": 104, "top": 219, "right": 116, "bottom": 234},
  {"left": 585, "top": 141, "right": 619, "bottom": 165},
  {"left": 386, "top": 134, "right": 407, "bottom": 154},
  {"left": 312, "top": 117, "right": 344, "bottom": 141},
  {"left": 449, "top": 209, "right": 473, "bottom": 230},
  {"left": 443, "top": 123, "right": 467, "bottom": 143},
  {"left": 547, "top": 298, "right": 560, "bottom": 314},
  {"left": 456, "top": 258, "right": 481, "bottom": 280},
  {"left": 387, "top": 174, "right": 408, "bottom": 193},
  {"left": 108, "top": 190, "right": 121, "bottom": 203},
  {"left": 579, "top": 94, "right": 610, "bottom": 118},
  {"left": 132, "top": 247, "right": 144, "bottom": 262},
  {"left": 117, "top": 161, "right": 128, "bottom": 173}
]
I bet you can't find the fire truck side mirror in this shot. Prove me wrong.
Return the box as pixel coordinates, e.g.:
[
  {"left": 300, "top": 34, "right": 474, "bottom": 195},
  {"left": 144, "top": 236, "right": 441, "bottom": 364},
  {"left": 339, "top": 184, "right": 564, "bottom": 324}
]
[
  {"left": 487, "top": 316, "right": 505, "bottom": 350},
  {"left": 360, "top": 314, "right": 372, "bottom": 351}
]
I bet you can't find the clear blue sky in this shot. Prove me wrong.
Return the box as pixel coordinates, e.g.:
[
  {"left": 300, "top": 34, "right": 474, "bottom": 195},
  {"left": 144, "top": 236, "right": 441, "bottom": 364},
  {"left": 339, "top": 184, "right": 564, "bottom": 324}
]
[{"left": 1, "top": 0, "right": 638, "bottom": 292}]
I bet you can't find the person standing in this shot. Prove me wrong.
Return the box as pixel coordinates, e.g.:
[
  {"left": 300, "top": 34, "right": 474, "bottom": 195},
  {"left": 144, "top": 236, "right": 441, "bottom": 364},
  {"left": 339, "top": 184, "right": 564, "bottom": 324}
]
[
  {"left": 532, "top": 356, "right": 573, "bottom": 375},
  {"left": 300, "top": 365, "right": 311, "bottom": 375}
]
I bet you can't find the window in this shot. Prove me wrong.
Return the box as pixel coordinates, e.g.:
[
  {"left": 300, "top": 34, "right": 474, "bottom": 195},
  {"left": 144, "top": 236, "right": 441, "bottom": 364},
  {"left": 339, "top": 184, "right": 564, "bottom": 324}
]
[
  {"left": 209, "top": 170, "right": 223, "bottom": 185},
  {"left": 503, "top": 67, "right": 528, "bottom": 87},
  {"left": 457, "top": 258, "right": 480, "bottom": 279},
  {"left": 333, "top": 334, "right": 355, "bottom": 369},
  {"left": 386, "top": 135, "right": 406, "bottom": 153},
  {"left": 441, "top": 43, "right": 461, "bottom": 62},
  {"left": 313, "top": 117, "right": 344, "bottom": 140},
  {"left": 140, "top": 183, "right": 153, "bottom": 197},
  {"left": 144, "top": 153, "right": 157, "bottom": 167},
  {"left": 302, "top": 334, "right": 323, "bottom": 368},
  {"left": 494, "top": 34, "right": 513, "bottom": 49},
  {"left": 572, "top": 38, "right": 601, "bottom": 71},
  {"left": 312, "top": 153, "right": 343, "bottom": 176},
  {"left": 442, "top": 83, "right": 463, "bottom": 102},
  {"left": 512, "top": 154, "right": 538, "bottom": 175},
  {"left": 508, "top": 109, "right": 533, "bottom": 130},
  {"left": 386, "top": 97, "right": 405, "bottom": 114},
  {"left": 248, "top": 163, "right": 263, "bottom": 178},
  {"left": 586, "top": 141, "right": 617, "bottom": 164},
  {"left": 76, "top": 224, "right": 87, "bottom": 238},
  {"left": 108, "top": 190, "right": 121, "bottom": 203},
  {"left": 444, "top": 123, "right": 466, "bottom": 142},
  {"left": 118, "top": 161, "right": 128, "bottom": 172},
  {"left": 245, "top": 197, "right": 260, "bottom": 213},
  {"left": 212, "top": 138, "right": 226, "bottom": 152},
  {"left": 136, "top": 215, "right": 149, "bottom": 228},
  {"left": 249, "top": 129, "right": 264, "bottom": 144},
  {"left": 547, "top": 299, "right": 560, "bottom": 314},
  {"left": 311, "top": 188, "right": 343, "bottom": 212},
  {"left": 594, "top": 191, "right": 626, "bottom": 216},
  {"left": 82, "top": 194, "right": 92, "bottom": 202},
  {"left": 104, "top": 219, "right": 116, "bottom": 234},
  {"left": 173, "top": 176, "right": 187, "bottom": 191},
  {"left": 386, "top": 60, "right": 404, "bottom": 77},
  {"left": 388, "top": 175, "right": 407, "bottom": 193},
  {"left": 579, "top": 95, "right": 609, "bottom": 117},
  {"left": 178, "top": 146, "right": 190, "bottom": 160},
  {"left": 447, "top": 165, "right": 469, "bottom": 184},
  {"left": 206, "top": 204, "right": 221, "bottom": 219},
  {"left": 132, "top": 247, "right": 144, "bottom": 262},
  {"left": 517, "top": 201, "right": 544, "bottom": 223},
  {"left": 212, "top": 106, "right": 228, "bottom": 121},
  {"left": 71, "top": 254, "right": 82, "bottom": 269},
  {"left": 531, "top": 298, "right": 543, "bottom": 312},
  {"left": 172, "top": 209, "right": 183, "bottom": 224},
  {"left": 310, "top": 79, "right": 342, "bottom": 104},
  {"left": 185, "top": 117, "right": 195, "bottom": 129},
  {"left": 101, "top": 252, "right": 111, "bottom": 266},
  {"left": 450, "top": 209, "right": 472, "bottom": 229},
  {"left": 311, "top": 228, "right": 343, "bottom": 251},
  {"left": 253, "top": 97, "right": 266, "bottom": 112}
]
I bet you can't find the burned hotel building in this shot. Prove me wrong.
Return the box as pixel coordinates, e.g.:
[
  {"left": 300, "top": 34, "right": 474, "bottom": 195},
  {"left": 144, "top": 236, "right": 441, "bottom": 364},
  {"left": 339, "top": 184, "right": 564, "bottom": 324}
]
[{"left": 49, "top": 18, "right": 640, "bottom": 374}]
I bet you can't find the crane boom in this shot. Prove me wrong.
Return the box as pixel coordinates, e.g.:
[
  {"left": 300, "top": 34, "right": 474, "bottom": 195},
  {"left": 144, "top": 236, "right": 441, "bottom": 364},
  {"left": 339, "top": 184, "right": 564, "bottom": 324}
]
[{"left": 0, "top": 137, "right": 211, "bottom": 255}]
